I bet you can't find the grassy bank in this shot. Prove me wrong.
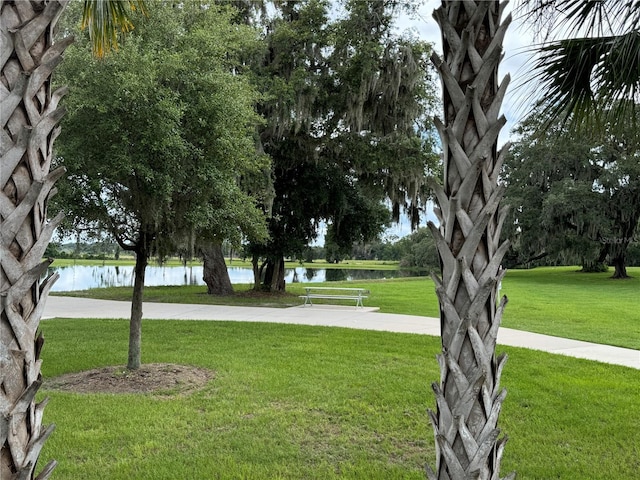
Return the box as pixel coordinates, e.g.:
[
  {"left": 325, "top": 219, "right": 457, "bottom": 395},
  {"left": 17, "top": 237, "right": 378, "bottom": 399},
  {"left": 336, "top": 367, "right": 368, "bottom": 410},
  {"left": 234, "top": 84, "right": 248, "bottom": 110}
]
[
  {"left": 54, "top": 266, "right": 640, "bottom": 349},
  {"left": 38, "top": 319, "right": 640, "bottom": 480}
]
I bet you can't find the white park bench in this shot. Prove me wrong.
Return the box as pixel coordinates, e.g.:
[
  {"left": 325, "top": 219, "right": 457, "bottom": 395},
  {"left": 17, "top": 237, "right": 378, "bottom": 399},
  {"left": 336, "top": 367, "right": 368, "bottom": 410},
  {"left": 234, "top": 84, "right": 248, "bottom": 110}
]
[{"left": 299, "top": 286, "right": 370, "bottom": 308}]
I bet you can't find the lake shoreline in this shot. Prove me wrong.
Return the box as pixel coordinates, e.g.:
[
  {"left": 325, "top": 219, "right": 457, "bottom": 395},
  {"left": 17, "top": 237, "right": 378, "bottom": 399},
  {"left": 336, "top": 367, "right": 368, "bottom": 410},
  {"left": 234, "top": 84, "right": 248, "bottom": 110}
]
[{"left": 46, "top": 265, "right": 427, "bottom": 292}]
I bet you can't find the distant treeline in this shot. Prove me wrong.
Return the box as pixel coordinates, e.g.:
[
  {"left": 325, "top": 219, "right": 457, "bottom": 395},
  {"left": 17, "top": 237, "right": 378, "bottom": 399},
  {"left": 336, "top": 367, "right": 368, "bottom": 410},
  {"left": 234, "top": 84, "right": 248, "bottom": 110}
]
[
  {"left": 46, "top": 228, "right": 441, "bottom": 269},
  {"left": 48, "top": 227, "right": 639, "bottom": 269}
]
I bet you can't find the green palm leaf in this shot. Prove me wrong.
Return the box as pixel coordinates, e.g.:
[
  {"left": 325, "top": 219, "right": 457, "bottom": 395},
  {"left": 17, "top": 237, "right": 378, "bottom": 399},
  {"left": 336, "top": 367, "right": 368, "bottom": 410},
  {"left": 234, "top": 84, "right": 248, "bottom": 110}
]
[
  {"left": 521, "top": 0, "right": 640, "bottom": 127},
  {"left": 522, "top": 0, "right": 639, "bottom": 37},
  {"left": 82, "top": 0, "right": 147, "bottom": 57},
  {"left": 533, "top": 32, "right": 640, "bottom": 126}
]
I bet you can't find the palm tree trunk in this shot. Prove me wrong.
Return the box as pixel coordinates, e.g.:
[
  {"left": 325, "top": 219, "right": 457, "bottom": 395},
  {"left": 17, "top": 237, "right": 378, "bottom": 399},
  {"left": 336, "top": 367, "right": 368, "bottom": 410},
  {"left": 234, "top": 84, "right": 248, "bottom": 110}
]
[
  {"left": 1, "top": 1, "right": 71, "bottom": 478},
  {"left": 428, "top": 2, "right": 514, "bottom": 479}
]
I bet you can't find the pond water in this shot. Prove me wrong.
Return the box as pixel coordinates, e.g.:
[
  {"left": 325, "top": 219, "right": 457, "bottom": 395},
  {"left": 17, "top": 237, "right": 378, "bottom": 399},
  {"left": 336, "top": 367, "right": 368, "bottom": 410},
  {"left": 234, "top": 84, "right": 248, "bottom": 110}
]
[{"left": 45, "top": 265, "right": 425, "bottom": 292}]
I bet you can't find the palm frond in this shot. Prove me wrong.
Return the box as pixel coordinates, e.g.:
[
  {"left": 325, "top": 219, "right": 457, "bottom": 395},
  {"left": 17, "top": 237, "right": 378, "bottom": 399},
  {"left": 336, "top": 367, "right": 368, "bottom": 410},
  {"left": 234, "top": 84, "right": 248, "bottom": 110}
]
[
  {"left": 519, "top": 0, "right": 640, "bottom": 38},
  {"left": 82, "top": 0, "right": 148, "bottom": 57},
  {"left": 558, "top": 0, "right": 639, "bottom": 36},
  {"left": 519, "top": 0, "right": 640, "bottom": 129},
  {"left": 532, "top": 32, "right": 640, "bottom": 127},
  {"left": 599, "top": 32, "right": 640, "bottom": 101}
]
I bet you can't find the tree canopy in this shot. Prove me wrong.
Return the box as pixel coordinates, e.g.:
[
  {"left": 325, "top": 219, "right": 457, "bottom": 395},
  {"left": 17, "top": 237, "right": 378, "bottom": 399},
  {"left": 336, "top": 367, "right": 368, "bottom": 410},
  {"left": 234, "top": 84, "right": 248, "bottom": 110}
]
[
  {"left": 246, "top": 0, "right": 440, "bottom": 291},
  {"left": 503, "top": 108, "right": 640, "bottom": 277},
  {"left": 54, "top": 2, "right": 268, "bottom": 367},
  {"left": 393, "top": 227, "right": 439, "bottom": 270}
]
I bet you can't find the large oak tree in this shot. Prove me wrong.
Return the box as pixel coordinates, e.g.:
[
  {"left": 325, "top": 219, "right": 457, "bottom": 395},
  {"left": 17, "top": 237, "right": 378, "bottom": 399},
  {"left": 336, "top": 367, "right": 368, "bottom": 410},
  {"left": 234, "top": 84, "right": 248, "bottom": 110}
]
[
  {"left": 503, "top": 109, "right": 640, "bottom": 278},
  {"left": 246, "top": 0, "right": 439, "bottom": 292}
]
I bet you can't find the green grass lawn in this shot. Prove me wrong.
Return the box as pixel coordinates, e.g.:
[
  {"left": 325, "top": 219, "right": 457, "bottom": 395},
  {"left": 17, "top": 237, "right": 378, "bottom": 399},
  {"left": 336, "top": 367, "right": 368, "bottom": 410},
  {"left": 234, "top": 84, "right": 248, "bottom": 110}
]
[
  {"left": 500, "top": 266, "right": 640, "bottom": 350},
  {"left": 38, "top": 319, "right": 640, "bottom": 480},
  {"left": 55, "top": 266, "right": 640, "bottom": 349}
]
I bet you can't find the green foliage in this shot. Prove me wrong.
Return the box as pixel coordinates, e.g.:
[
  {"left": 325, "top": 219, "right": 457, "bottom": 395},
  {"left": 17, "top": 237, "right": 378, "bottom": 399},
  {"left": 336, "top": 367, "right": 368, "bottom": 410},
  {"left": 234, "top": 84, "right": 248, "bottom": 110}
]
[
  {"left": 627, "top": 241, "right": 640, "bottom": 266},
  {"left": 393, "top": 227, "right": 439, "bottom": 270},
  {"left": 38, "top": 319, "right": 640, "bottom": 479},
  {"left": 246, "top": 0, "right": 440, "bottom": 289},
  {"left": 520, "top": 0, "right": 640, "bottom": 129},
  {"left": 324, "top": 193, "right": 391, "bottom": 263},
  {"left": 55, "top": 2, "right": 268, "bottom": 258},
  {"left": 44, "top": 242, "right": 67, "bottom": 259},
  {"left": 503, "top": 110, "right": 640, "bottom": 274},
  {"left": 81, "top": 0, "right": 147, "bottom": 57}
]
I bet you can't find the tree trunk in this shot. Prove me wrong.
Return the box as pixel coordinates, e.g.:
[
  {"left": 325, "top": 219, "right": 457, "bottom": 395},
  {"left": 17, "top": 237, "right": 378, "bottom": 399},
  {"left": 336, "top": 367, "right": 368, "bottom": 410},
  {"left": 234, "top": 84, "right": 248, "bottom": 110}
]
[
  {"left": 128, "top": 248, "right": 148, "bottom": 370},
  {"left": 202, "top": 242, "right": 233, "bottom": 295},
  {"left": 428, "top": 2, "right": 513, "bottom": 479},
  {"left": 581, "top": 245, "right": 608, "bottom": 272},
  {"left": 1, "top": 1, "right": 71, "bottom": 478},
  {"left": 264, "top": 256, "right": 285, "bottom": 292},
  {"left": 606, "top": 187, "right": 640, "bottom": 278},
  {"left": 251, "top": 254, "right": 262, "bottom": 291},
  {"left": 611, "top": 254, "right": 629, "bottom": 279}
]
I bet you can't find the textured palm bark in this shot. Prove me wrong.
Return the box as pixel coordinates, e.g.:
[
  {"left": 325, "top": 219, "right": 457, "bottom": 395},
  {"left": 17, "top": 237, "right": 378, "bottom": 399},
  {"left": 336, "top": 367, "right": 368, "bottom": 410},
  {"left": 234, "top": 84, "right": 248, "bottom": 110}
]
[
  {"left": 427, "top": 2, "right": 514, "bottom": 479},
  {"left": 1, "top": 1, "right": 70, "bottom": 478}
]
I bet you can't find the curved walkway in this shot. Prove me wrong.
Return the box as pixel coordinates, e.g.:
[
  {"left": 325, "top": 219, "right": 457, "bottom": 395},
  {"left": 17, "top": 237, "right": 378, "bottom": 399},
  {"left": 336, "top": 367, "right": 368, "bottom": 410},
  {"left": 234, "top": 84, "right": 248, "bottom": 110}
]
[{"left": 44, "top": 296, "right": 639, "bottom": 369}]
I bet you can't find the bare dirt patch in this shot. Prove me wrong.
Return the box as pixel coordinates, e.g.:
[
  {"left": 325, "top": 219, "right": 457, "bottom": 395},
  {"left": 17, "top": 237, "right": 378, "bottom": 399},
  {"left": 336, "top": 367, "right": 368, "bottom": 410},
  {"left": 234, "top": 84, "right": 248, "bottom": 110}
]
[{"left": 44, "top": 363, "right": 214, "bottom": 395}]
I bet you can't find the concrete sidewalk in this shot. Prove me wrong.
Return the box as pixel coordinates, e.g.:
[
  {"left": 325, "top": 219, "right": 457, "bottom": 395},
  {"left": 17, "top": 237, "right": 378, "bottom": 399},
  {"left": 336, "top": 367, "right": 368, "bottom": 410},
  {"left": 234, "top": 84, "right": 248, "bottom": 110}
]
[{"left": 44, "top": 296, "right": 640, "bottom": 369}]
